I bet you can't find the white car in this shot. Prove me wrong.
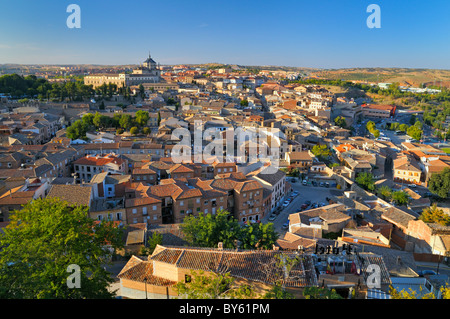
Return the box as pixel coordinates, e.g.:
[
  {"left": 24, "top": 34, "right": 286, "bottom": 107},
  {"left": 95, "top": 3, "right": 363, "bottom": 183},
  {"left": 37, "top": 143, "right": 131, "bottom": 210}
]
[
  {"left": 282, "top": 201, "right": 290, "bottom": 207},
  {"left": 408, "top": 184, "right": 417, "bottom": 188}
]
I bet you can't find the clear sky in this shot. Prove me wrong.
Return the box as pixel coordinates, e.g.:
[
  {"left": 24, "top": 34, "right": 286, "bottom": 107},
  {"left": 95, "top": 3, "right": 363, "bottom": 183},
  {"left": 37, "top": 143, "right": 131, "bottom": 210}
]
[{"left": 1, "top": 0, "right": 450, "bottom": 69}]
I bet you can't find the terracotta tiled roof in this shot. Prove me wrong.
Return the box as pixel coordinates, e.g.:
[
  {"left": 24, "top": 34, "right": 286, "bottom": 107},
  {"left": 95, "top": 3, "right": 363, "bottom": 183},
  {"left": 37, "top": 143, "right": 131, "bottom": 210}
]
[
  {"left": 47, "top": 184, "right": 92, "bottom": 207},
  {"left": 117, "top": 256, "right": 177, "bottom": 286},
  {"left": 148, "top": 245, "right": 318, "bottom": 288}
]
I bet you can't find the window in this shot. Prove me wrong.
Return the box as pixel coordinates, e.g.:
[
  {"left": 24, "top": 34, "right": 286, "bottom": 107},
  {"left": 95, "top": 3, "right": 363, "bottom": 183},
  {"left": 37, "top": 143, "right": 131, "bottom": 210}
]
[
  {"left": 153, "top": 215, "right": 157, "bottom": 220},
  {"left": 180, "top": 210, "right": 184, "bottom": 215},
  {"left": 143, "top": 207, "right": 147, "bottom": 215},
  {"left": 97, "top": 215, "right": 103, "bottom": 221},
  {"left": 196, "top": 198, "right": 200, "bottom": 204},
  {"left": 204, "top": 209, "right": 208, "bottom": 214},
  {"left": 180, "top": 200, "right": 184, "bottom": 206},
  {"left": 132, "top": 209, "right": 137, "bottom": 214},
  {"left": 185, "top": 275, "right": 192, "bottom": 283},
  {"left": 153, "top": 205, "right": 157, "bottom": 211},
  {"left": 116, "top": 212, "right": 122, "bottom": 220}
]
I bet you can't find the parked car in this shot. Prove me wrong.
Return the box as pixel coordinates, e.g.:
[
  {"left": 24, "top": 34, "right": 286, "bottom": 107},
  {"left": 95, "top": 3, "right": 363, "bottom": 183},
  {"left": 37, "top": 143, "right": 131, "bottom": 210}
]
[
  {"left": 292, "top": 191, "right": 299, "bottom": 196},
  {"left": 408, "top": 184, "right": 417, "bottom": 188},
  {"left": 312, "top": 181, "right": 318, "bottom": 187},
  {"left": 282, "top": 221, "right": 289, "bottom": 230},
  {"left": 302, "top": 180, "right": 307, "bottom": 186},
  {"left": 301, "top": 204, "right": 308, "bottom": 210},
  {"left": 282, "top": 201, "right": 290, "bottom": 207},
  {"left": 325, "top": 182, "right": 330, "bottom": 188},
  {"left": 305, "top": 200, "right": 311, "bottom": 206},
  {"left": 268, "top": 214, "right": 277, "bottom": 221},
  {"left": 291, "top": 178, "right": 296, "bottom": 183},
  {"left": 320, "top": 182, "right": 324, "bottom": 187}
]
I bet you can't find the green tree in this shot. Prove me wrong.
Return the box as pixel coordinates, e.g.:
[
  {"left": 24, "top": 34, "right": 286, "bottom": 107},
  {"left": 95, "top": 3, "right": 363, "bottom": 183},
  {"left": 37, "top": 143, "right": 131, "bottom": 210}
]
[
  {"left": 119, "top": 114, "right": 133, "bottom": 130},
  {"left": 419, "top": 204, "right": 450, "bottom": 226},
  {"left": 0, "top": 198, "right": 124, "bottom": 299},
  {"left": 428, "top": 167, "right": 450, "bottom": 199},
  {"left": 147, "top": 232, "right": 163, "bottom": 255},
  {"left": 181, "top": 210, "right": 278, "bottom": 250},
  {"left": 377, "top": 185, "right": 392, "bottom": 201},
  {"left": 66, "top": 119, "right": 89, "bottom": 140},
  {"left": 138, "top": 84, "right": 145, "bottom": 99},
  {"left": 142, "top": 127, "right": 151, "bottom": 135},
  {"left": 407, "top": 125, "right": 423, "bottom": 141},
  {"left": 135, "top": 110, "right": 149, "bottom": 127},
  {"left": 373, "top": 129, "right": 380, "bottom": 139},
  {"left": 181, "top": 210, "right": 240, "bottom": 249},
  {"left": 311, "top": 144, "right": 331, "bottom": 162},
  {"left": 175, "top": 270, "right": 257, "bottom": 299},
  {"left": 157, "top": 111, "right": 161, "bottom": 126},
  {"left": 239, "top": 222, "right": 279, "bottom": 250},
  {"left": 355, "top": 172, "right": 375, "bottom": 192},
  {"left": 392, "top": 191, "right": 410, "bottom": 206},
  {"left": 334, "top": 116, "right": 347, "bottom": 128},
  {"left": 130, "top": 126, "right": 139, "bottom": 135},
  {"left": 116, "top": 128, "right": 124, "bottom": 135},
  {"left": 399, "top": 123, "right": 409, "bottom": 132},
  {"left": 93, "top": 112, "right": 107, "bottom": 129},
  {"left": 303, "top": 287, "right": 343, "bottom": 299},
  {"left": 389, "top": 286, "right": 436, "bottom": 299}
]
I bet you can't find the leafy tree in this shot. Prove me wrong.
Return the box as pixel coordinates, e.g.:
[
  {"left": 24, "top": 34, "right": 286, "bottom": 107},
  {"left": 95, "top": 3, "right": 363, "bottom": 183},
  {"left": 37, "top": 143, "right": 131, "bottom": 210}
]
[
  {"left": 142, "top": 127, "right": 151, "bottom": 135},
  {"left": 355, "top": 172, "right": 375, "bottom": 192},
  {"left": 419, "top": 204, "right": 450, "bottom": 226},
  {"left": 399, "top": 123, "right": 409, "bottom": 132},
  {"left": 93, "top": 112, "right": 107, "bottom": 129},
  {"left": 66, "top": 119, "right": 89, "bottom": 140},
  {"left": 119, "top": 114, "right": 133, "bottom": 130},
  {"left": 377, "top": 185, "right": 392, "bottom": 201},
  {"left": 0, "top": 198, "right": 124, "bottom": 299},
  {"left": 135, "top": 110, "right": 149, "bottom": 127},
  {"left": 240, "top": 222, "right": 279, "bottom": 250},
  {"left": 311, "top": 144, "right": 331, "bottom": 162},
  {"left": 116, "top": 128, "right": 124, "bottom": 135},
  {"left": 428, "top": 167, "right": 450, "bottom": 198},
  {"left": 392, "top": 191, "right": 410, "bottom": 206},
  {"left": 181, "top": 210, "right": 241, "bottom": 249},
  {"left": 334, "top": 116, "right": 347, "bottom": 128},
  {"left": 263, "top": 284, "right": 294, "bottom": 299},
  {"left": 81, "top": 113, "right": 94, "bottom": 127},
  {"left": 175, "top": 270, "right": 257, "bottom": 299},
  {"left": 303, "top": 287, "right": 343, "bottom": 299},
  {"left": 139, "top": 84, "right": 145, "bottom": 99},
  {"left": 130, "top": 127, "right": 139, "bottom": 135},
  {"left": 148, "top": 232, "right": 163, "bottom": 254},
  {"left": 181, "top": 210, "right": 278, "bottom": 250},
  {"left": 240, "top": 99, "right": 249, "bottom": 107},
  {"left": 157, "top": 111, "right": 161, "bottom": 126},
  {"left": 389, "top": 286, "right": 437, "bottom": 299},
  {"left": 373, "top": 129, "right": 380, "bottom": 139},
  {"left": 407, "top": 125, "right": 423, "bottom": 141}
]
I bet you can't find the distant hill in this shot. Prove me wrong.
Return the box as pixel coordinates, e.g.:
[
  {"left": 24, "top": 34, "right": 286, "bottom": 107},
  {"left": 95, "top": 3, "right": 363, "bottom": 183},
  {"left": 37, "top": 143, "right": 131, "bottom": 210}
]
[{"left": 309, "top": 67, "right": 450, "bottom": 88}]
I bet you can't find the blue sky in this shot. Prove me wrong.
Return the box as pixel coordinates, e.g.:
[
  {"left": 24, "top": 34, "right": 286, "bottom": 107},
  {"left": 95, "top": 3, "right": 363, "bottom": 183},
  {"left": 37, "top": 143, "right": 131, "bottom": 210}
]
[{"left": 1, "top": 0, "right": 450, "bottom": 69}]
